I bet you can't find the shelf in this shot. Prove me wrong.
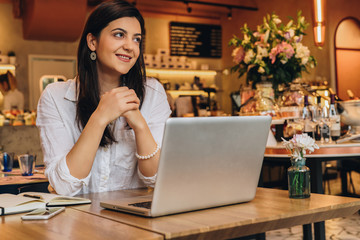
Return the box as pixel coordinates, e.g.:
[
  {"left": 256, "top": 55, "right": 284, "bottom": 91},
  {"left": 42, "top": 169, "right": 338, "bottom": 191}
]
[
  {"left": 0, "top": 64, "right": 16, "bottom": 71},
  {"left": 146, "top": 68, "right": 217, "bottom": 77}
]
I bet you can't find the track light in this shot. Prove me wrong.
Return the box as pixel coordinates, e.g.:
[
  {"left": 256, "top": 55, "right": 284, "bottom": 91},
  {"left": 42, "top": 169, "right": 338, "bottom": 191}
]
[
  {"left": 184, "top": 1, "right": 192, "bottom": 13},
  {"left": 227, "top": 7, "right": 232, "bottom": 20}
]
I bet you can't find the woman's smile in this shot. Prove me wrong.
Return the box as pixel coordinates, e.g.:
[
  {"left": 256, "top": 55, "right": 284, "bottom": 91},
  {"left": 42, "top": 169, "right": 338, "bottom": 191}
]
[{"left": 116, "top": 53, "right": 132, "bottom": 62}]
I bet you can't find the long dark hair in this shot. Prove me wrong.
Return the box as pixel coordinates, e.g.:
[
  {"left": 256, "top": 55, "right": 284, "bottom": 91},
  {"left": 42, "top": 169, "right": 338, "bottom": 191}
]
[{"left": 76, "top": 0, "right": 146, "bottom": 147}]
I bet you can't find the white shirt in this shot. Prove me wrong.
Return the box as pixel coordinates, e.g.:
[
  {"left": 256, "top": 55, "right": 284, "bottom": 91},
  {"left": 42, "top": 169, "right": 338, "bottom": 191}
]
[
  {"left": 3, "top": 89, "right": 24, "bottom": 110},
  {"left": 36, "top": 78, "right": 171, "bottom": 196}
]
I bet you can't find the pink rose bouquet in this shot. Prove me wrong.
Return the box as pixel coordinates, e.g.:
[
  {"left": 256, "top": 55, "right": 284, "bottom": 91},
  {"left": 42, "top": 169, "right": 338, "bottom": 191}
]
[{"left": 229, "top": 11, "right": 316, "bottom": 94}]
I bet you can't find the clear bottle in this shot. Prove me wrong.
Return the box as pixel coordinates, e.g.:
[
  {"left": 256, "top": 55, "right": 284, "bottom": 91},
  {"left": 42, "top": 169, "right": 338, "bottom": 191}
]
[
  {"left": 321, "top": 104, "right": 331, "bottom": 143},
  {"left": 329, "top": 94, "right": 341, "bottom": 141},
  {"left": 302, "top": 95, "right": 314, "bottom": 138},
  {"left": 313, "top": 96, "right": 322, "bottom": 141}
]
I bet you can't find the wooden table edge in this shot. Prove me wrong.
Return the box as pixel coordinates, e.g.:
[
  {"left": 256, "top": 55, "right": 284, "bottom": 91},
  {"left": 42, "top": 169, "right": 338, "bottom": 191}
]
[
  {"left": 71, "top": 188, "right": 360, "bottom": 239},
  {"left": 70, "top": 207, "right": 166, "bottom": 239}
]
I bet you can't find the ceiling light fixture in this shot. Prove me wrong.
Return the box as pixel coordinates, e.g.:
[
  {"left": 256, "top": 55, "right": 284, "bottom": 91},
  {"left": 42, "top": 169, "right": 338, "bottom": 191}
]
[
  {"left": 227, "top": 7, "right": 232, "bottom": 20},
  {"left": 184, "top": 1, "right": 192, "bottom": 13},
  {"left": 167, "top": 0, "right": 258, "bottom": 11},
  {"left": 312, "top": 0, "right": 326, "bottom": 47}
]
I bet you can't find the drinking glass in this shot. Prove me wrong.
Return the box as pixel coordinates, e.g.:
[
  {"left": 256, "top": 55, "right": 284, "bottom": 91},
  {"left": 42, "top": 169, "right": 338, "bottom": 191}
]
[
  {"left": 0, "top": 152, "right": 14, "bottom": 172},
  {"left": 18, "top": 154, "right": 36, "bottom": 176}
]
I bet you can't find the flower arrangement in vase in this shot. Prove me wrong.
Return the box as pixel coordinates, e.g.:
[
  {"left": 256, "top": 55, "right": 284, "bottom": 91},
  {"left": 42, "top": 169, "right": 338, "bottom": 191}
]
[
  {"left": 229, "top": 11, "right": 317, "bottom": 96},
  {"left": 282, "top": 134, "right": 319, "bottom": 198}
]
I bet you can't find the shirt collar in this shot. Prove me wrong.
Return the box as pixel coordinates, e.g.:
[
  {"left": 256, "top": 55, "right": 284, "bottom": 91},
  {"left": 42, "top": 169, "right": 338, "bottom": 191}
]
[{"left": 64, "top": 79, "right": 78, "bottom": 102}]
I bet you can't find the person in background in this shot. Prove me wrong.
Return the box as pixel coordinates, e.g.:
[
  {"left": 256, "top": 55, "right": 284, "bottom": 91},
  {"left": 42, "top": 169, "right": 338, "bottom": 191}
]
[
  {"left": 36, "top": 0, "right": 171, "bottom": 196},
  {"left": 0, "top": 71, "right": 24, "bottom": 111}
]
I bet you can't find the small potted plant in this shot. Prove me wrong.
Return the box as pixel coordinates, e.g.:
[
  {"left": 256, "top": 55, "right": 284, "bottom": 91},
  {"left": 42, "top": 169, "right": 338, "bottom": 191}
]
[{"left": 8, "top": 51, "right": 16, "bottom": 65}]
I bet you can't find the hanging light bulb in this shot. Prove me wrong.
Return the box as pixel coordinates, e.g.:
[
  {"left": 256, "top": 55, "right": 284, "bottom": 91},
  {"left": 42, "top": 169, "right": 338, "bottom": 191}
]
[
  {"left": 184, "top": 1, "right": 192, "bottom": 13},
  {"left": 227, "top": 7, "right": 232, "bottom": 20},
  {"left": 312, "top": 0, "right": 326, "bottom": 47}
]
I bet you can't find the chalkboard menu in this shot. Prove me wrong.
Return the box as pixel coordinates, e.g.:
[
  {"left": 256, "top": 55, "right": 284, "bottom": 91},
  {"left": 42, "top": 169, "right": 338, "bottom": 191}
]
[{"left": 169, "top": 22, "right": 222, "bottom": 58}]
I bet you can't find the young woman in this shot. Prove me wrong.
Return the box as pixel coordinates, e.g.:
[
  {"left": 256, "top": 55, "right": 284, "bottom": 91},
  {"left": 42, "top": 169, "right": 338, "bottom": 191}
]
[
  {"left": 0, "top": 71, "right": 24, "bottom": 111},
  {"left": 36, "top": 0, "right": 171, "bottom": 196}
]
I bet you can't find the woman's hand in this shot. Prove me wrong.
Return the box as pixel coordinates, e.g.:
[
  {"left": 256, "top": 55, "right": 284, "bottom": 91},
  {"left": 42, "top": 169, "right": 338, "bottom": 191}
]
[
  {"left": 93, "top": 87, "right": 140, "bottom": 126},
  {"left": 123, "top": 109, "right": 147, "bottom": 132}
]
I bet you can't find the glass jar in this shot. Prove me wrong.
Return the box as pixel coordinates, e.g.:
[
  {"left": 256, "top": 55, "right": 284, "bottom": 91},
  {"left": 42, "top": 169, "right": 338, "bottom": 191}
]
[
  {"left": 288, "top": 157, "right": 310, "bottom": 199},
  {"left": 239, "top": 82, "right": 280, "bottom": 117},
  {"left": 279, "top": 83, "right": 303, "bottom": 119}
]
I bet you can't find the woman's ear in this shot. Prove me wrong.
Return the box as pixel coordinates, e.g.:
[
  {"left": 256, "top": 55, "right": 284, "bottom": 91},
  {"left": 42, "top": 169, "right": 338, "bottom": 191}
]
[{"left": 87, "top": 33, "right": 97, "bottom": 52}]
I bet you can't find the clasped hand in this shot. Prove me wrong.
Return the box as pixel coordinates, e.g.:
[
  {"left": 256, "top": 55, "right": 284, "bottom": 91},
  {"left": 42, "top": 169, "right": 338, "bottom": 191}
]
[{"left": 94, "top": 87, "right": 143, "bottom": 129}]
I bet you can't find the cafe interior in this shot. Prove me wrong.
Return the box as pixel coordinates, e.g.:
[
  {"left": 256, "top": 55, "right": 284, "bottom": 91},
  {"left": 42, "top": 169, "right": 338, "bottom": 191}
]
[{"left": 1, "top": 0, "right": 360, "bottom": 239}]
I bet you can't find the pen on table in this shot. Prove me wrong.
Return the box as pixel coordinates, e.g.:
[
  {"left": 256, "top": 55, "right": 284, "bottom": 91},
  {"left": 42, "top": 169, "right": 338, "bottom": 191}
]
[{"left": 23, "top": 194, "right": 42, "bottom": 199}]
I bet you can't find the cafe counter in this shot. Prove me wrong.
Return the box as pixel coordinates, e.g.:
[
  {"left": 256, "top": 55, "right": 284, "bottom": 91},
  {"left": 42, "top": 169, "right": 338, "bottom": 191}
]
[{"left": 0, "top": 125, "right": 43, "bottom": 166}]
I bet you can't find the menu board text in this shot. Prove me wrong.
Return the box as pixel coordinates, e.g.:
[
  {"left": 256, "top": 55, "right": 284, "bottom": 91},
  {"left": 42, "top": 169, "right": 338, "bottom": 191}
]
[{"left": 170, "top": 22, "right": 222, "bottom": 58}]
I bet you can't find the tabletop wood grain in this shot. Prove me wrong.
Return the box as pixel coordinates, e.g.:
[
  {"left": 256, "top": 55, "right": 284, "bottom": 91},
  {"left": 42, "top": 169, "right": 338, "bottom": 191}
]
[
  {"left": 0, "top": 208, "right": 163, "bottom": 240},
  {"left": 74, "top": 187, "right": 360, "bottom": 239},
  {"left": 0, "top": 168, "right": 47, "bottom": 186}
]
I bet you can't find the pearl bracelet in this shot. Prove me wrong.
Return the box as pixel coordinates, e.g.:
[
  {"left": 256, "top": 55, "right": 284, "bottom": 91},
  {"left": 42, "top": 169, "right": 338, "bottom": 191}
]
[{"left": 135, "top": 143, "right": 160, "bottom": 160}]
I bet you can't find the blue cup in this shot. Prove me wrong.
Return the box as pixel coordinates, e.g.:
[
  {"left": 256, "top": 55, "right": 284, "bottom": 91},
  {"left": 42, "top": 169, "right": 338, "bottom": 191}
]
[
  {"left": 1, "top": 152, "right": 14, "bottom": 172},
  {"left": 18, "top": 154, "right": 36, "bottom": 176}
]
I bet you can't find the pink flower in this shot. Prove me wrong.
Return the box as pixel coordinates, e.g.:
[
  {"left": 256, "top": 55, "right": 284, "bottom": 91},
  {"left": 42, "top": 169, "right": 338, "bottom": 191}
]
[
  {"left": 269, "top": 42, "right": 295, "bottom": 64},
  {"left": 232, "top": 46, "right": 245, "bottom": 64},
  {"left": 269, "top": 47, "right": 278, "bottom": 64},
  {"left": 281, "top": 42, "right": 295, "bottom": 58}
]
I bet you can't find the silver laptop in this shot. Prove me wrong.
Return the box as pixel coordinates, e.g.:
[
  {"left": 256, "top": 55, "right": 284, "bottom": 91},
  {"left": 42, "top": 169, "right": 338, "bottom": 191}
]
[{"left": 100, "top": 116, "right": 271, "bottom": 217}]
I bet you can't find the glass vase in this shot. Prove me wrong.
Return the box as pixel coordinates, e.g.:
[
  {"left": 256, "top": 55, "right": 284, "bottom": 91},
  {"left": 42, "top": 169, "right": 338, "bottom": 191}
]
[{"left": 287, "top": 157, "right": 310, "bottom": 199}]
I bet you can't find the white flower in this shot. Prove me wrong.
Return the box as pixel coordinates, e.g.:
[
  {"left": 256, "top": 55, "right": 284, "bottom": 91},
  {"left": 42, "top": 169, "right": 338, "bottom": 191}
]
[
  {"left": 256, "top": 45, "right": 269, "bottom": 61},
  {"left": 300, "top": 16, "right": 305, "bottom": 25},
  {"left": 258, "top": 66, "right": 265, "bottom": 73},
  {"left": 286, "top": 20, "right": 293, "bottom": 28},
  {"left": 243, "top": 34, "right": 250, "bottom": 44},
  {"left": 287, "top": 29, "right": 295, "bottom": 38},
  {"left": 244, "top": 49, "right": 255, "bottom": 64},
  {"left": 273, "top": 18, "right": 282, "bottom": 25},
  {"left": 294, "top": 35, "right": 303, "bottom": 43},
  {"left": 301, "top": 57, "right": 309, "bottom": 65},
  {"left": 264, "top": 30, "right": 270, "bottom": 43},
  {"left": 295, "top": 43, "right": 310, "bottom": 66},
  {"left": 282, "top": 134, "right": 319, "bottom": 161}
]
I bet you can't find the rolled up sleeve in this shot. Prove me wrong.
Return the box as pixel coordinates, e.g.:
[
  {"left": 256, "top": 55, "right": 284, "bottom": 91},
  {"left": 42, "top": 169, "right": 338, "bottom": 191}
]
[{"left": 36, "top": 85, "right": 90, "bottom": 196}]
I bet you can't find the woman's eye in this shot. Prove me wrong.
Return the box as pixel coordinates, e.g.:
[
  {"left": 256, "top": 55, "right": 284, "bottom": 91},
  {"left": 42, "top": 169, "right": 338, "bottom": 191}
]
[
  {"left": 114, "top": 32, "right": 124, "bottom": 38},
  {"left": 134, "top": 37, "right": 142, "bottom": 43}
]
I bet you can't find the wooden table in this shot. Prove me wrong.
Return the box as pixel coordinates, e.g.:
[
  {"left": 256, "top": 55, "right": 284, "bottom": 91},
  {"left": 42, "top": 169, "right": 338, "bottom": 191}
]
[
  {"left": 0, "top": 208, "right": 163, "bottom": 240},
  {"left": 72, "top": 187, "right": 360, "bottom": 240},
  {"left": 265, "top": 142, "right": 360, "bottom": 193},
  {"left": 264, "top": 142, "right": 360, "bottom": 240},
  {"left": 0, "top": 168, "right": 48, "bottom": 194}
]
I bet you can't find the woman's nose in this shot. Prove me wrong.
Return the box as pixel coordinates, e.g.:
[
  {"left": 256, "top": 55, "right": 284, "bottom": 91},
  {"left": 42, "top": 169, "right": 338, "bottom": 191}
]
[{"left": 123, "top": 38, "right": 135, "bottom": 52}]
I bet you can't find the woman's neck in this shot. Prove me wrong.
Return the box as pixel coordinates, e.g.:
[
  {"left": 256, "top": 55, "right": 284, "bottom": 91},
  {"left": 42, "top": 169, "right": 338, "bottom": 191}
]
[{"left": 98, "top": 71, "right": 121, "bottom": 94}]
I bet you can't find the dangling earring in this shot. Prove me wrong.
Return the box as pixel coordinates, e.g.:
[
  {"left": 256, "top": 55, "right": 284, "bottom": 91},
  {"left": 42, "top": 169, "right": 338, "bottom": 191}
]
[{"left": 90, "top": 51, "right": 96, "bottom": 61}]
